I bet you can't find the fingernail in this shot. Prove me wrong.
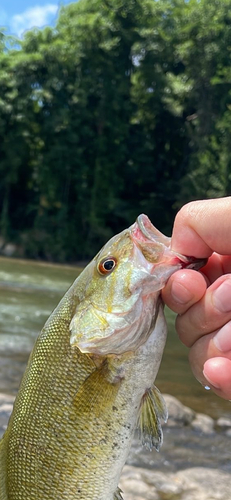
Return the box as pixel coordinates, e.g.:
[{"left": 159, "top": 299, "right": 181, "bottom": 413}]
[
  {"left": 213, "top": 279, "right": 231, "bottom": 313},
  {"left": 171, "top": 281, "right": 194, "bottom": 304},
  {"left": 213, "top": 321, "right": 231, "bottom": 352},
  {"left": 202, "top": 369, "right": 220, "bottom": 389}
]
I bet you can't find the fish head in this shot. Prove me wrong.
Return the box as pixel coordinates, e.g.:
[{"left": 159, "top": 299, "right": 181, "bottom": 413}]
[{"left": 70, "top": 214, "right": 205, "bottom": 356}]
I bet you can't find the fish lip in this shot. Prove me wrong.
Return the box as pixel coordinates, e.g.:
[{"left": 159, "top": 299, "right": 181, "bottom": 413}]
[
  {"left": 177, "top": 254, "right": 208, "bottom": 271},
  {"left": 135, "top": 215, "right": 207, "bottom": 271},
  {"left": 137, "top": 214, "right": 154, "bottom": 241},
  {"left": 136, "top": 214, "right": 170, "bottom": 246}
]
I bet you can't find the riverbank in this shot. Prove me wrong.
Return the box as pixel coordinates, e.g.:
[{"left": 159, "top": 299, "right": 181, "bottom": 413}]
[{"left": 1, "top": 393, "right": 230, "bottom": 499}]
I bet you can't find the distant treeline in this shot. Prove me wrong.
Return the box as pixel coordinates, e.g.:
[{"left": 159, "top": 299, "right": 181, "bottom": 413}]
[{"left": 0, "top": 0, "right": 231, "bottom": 261}]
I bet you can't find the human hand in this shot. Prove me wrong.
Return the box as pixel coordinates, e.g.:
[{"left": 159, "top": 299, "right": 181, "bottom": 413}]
[{"left": 162, "top": 197, "right": 231, "bottom": 400}]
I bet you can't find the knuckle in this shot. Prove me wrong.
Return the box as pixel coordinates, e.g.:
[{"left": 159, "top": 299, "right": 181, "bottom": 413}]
[{"left": 177, "top": 200, "right": 203, "bottom": 226}]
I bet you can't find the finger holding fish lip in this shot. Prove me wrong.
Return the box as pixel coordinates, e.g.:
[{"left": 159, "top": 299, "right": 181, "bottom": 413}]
[
  {"left": 163, "top": 197, "right": 231, "bottom": 400},
  {"left": 171, "top": 197, "right": 231, "bottom": 257}
]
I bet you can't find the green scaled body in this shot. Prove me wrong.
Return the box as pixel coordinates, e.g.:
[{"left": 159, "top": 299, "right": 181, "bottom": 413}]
[{"left": 0, "top": 215, "right": 199, "bottom": 500}]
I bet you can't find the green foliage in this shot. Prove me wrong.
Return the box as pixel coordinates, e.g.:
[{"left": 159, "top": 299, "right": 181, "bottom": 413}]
[
  {"left": 164, "top": 0, "right": 231, "bottom": 205},
  {"left": 0, "top": 0, "right": 231, "bottom": 261}
]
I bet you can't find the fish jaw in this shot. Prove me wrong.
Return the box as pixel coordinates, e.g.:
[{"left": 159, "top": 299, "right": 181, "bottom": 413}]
[
  {"left": 70, "top": 215, "right": 204, "bottom": 356},
  {"left": 132, "top": 213, "right": 206, "bottom": 272}
]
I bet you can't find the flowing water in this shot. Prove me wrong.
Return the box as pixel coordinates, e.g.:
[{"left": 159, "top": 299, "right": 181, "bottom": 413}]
[{"left": 0, "top": 256, "right": 230, "bottom": 419}]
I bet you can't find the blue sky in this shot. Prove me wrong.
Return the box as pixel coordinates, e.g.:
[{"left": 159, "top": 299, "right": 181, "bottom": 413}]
[{"left": 0, "top": 0, "right": 75, "bottom": 37}]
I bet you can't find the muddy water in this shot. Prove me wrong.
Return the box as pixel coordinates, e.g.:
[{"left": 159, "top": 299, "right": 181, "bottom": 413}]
[{"left": 0, "top": 256, "right": 230, "bottom": 419}]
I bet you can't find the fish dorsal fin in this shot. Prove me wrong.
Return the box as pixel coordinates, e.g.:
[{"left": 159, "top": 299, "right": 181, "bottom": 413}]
[
  {"left": 137, "top": 385, "right": 168, "bottom": 451},
  {"left": 114, "top": 486, "right": 123, "bottom": 500}
]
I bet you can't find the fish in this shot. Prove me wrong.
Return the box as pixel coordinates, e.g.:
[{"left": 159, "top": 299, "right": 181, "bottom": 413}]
[{"left": 0, "top": 214, "right": 204, "bottom": 500}]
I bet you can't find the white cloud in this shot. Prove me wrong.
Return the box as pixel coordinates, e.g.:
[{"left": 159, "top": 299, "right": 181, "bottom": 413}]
[{"left": 10, "top": 4, "right": 59, "bottom": 37}]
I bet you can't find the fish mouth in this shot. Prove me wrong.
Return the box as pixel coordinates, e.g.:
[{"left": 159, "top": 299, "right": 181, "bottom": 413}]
[
  {"left": 136, "top": 214, "right": 171, "bottom": 247},
  {"left": 134, "top": 214, "right": 207, "bottom": 270},
  {"left": 177, "top": 254, "right": 207, "bottom": 271}
]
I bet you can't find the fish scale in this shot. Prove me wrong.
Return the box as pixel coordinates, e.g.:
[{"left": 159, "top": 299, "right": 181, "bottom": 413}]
[{"left": 0, "top": 215, "right": 204, "bottom": 499}]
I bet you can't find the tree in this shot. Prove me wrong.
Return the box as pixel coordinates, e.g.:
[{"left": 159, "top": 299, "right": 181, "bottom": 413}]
[
  {"left": 164, "top": 0, "right": 231, "bottom": 204},
  {"left": 0, "top": 0, "right": 231, "bottom": 261}
]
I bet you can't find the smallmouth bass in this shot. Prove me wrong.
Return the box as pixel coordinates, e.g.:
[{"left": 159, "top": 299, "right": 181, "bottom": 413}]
[{"left": 0, "top": 215, "right": 203, "bottom": 500}]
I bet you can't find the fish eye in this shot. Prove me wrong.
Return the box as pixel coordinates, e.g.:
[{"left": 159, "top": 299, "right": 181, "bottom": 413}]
[{"left": 97, "top": 257, "right": 117, "bottom": 275}]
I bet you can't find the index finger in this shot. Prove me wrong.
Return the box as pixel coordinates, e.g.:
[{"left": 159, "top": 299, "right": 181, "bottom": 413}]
[{"left": 171, "top": 197, "right": 231, "bottom": 257}]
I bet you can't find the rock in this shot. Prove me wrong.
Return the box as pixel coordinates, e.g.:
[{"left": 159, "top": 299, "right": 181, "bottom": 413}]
[
  {"left": 191, "top": 413, "right": 214, "bottom": 434},
  {"left": 2, "top": 243, "right": 17, "bottom": 257},
  {"left": 141, "top": 470, "right": 183, "bottom": 499},
  {"left": 174, "top": 467, "right": 231, "bottom": 499},
  {"left": 119, "top": 467, "right": 159, "bottom": 499},
  {"left": 216, "top": 417, "right": 231, "bottom": 431},
  {"left": 163, "top": 394, "right": 195, "bottom": 427},
  {"left": 163, "top": 395, "right": 215, "bottom": 434},
  {"left": 120, "top": 467, "right": 182, "bottom": 500},
  {"left": 120, "top": 465, "right": 231, "bottom": 500}
]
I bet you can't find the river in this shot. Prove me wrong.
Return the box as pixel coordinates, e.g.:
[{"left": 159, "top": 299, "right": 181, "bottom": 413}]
[{"left": 0, "top": 256, "right": 230, "bottom": 419}]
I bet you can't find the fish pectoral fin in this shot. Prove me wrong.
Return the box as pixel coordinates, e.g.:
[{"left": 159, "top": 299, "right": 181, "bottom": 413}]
[
  {"left": 114, "top": 486, "right": 123, "bottom": 500},
  {"left": 73, "top": 362, "right": 121, "bottom": 418},
  {"left": 137, "top": 385, "right": 168, "bottom": 452}
]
